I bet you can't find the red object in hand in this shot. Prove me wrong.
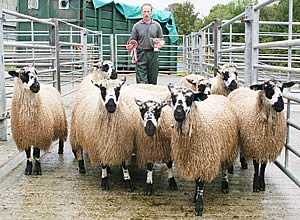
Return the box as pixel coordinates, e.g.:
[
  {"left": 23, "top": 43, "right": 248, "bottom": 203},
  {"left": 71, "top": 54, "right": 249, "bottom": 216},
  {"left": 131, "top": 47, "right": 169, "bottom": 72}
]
[{"left": 126, "top": 40, "right": 138, "bottom": 64}]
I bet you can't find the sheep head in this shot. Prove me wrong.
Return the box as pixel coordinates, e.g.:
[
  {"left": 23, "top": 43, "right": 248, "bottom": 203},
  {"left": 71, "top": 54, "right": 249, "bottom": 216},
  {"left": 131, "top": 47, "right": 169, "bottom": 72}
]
[
  {"left": 93, "top": 77, "right": 126, "bottom": 113},
  {"left": 135, "top": 99, "right": 168, "bottom": 137},
  {"left": 168, "top": 83, "right": 207, "bottom": 122},
  {"left": 8, "top": 66, "right": 40, "bottom": 93},
  {"left": 186, "top": 77, "right": 211, "bottom": 95},
  {"left": 250, "top": 79, "right": 295, "bottom": 112},
  {"left": 217, "top": 63, "right": 238, "bottom": 91},
  {"left": 93, "top": 60, "right": 117, "bottom": 79}
]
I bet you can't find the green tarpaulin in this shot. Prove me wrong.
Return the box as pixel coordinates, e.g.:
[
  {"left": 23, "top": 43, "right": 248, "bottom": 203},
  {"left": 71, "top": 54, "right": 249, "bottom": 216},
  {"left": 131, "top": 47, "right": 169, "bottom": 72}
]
[{"left": 92, "top": 0, "right": 179, "bottom": 43}]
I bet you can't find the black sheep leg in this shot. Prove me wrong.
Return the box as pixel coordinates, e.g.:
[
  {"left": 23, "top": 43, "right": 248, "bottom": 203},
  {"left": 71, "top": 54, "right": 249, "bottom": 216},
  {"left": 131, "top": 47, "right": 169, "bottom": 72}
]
[
  {"left": 144, "top": 162, "right": 153, "bottom": 196},
  {"left": 221, "top": 162, "right": 229, "bottom": 194},
  {"left": 76, "top": 147, "right": 86, "bottom": 174},
  {"left": 33, "top": 148, "right": 42, "bottom": 175},
  {"left": 259, "top": 161, "right": 267, "bottom": 191},
  {"left": 58, "top": 139, "right": 64, "bottom": 154},
  {"left": 122, "top": 161, "right": 134, "bottom": 192},
  {"left": 101, "top": 165, "right": 109, "bottom": 190},
  {"left": 25, "top": 148, "right": 32, "bottom": 175},
  {"left": 194, "top": 178, "right": 204, "bottom": 216},
  {"left": 253, "top": 160, "right": 260, "bottom": 192},
  {"left": 166, "top": 160, "right": 177, "bottom": 190}
]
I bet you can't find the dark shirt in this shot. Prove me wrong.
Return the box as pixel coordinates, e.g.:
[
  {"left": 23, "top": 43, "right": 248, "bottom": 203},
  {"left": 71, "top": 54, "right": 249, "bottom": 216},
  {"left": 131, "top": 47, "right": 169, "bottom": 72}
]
[{"left": 130, "top": 19, "right": 163, "bottom": 50}]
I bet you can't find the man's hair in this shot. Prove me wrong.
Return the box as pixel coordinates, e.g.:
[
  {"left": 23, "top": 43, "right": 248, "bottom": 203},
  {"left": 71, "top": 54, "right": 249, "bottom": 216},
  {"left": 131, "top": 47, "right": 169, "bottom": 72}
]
[{"left": 141, "top": 3, "right": 153, "bottom": 12}]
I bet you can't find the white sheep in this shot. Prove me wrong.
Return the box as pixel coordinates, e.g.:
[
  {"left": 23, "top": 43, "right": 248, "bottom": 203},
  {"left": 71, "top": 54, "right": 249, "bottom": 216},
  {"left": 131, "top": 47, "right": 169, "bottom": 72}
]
[
  {"left": 211, "top": 63, "right": 239, "bottom": 96},
  {"left": 167, "top": 84, "right": 239, "bottom": 216},
  {"left": 70, "top": 77, "right": 135, "bottom": 192},
  {"left": 121, "top": 84, "right": 177, "bottom": 195},
  {"left": 8, "top": 67, "right": 68, "bottom": 175},
  {"left": 180, "top": 74, "right": 211, "bottom": 94},
  {"left": 227, "top": 79, "right": 294, "bottom": 192}
]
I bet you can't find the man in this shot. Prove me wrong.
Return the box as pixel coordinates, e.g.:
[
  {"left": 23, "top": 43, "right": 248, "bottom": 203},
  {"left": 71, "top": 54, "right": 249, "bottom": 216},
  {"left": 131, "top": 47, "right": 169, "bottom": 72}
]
[{"left": 128, "top": 3, "right": 165, "bottom": 85}]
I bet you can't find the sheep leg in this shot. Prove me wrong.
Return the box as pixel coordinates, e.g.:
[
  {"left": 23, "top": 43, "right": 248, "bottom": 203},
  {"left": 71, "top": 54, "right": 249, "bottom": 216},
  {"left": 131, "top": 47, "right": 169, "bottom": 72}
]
[
  {"left": 259, "top": 162, "right": 267, "bottom": 191},
  {"left": 76, "top": 147, "right": 86, "bottom": 174},
  {"left": 122, "top": 161, "right": 134, "bottom": 192},
  {"left": 144, "top": 162, "right": 153, "bottom": 196},
  {"left": 58, "top": 139, "right": 64, "bottom": 154},
  {"left": 101, "top": 165, "right": 109, "bottom": 190},
  {"left": 253, "top": 160, "right": 260, "bottom": 192},
  {"left": 24, "top": 148, "right": 32, "bottom": 175},
  {"left": 166, "top": 160, "right": 177, "bottom": 190},
  {"left": 240, "top": 150, "right": 248, "bottom": 169},
  {"left": 221, "top": 162, "right": 229, "bottom": 194},
  {"left": 194, "top": 178, "right": 204, "bottom": 216},
  {"left": 33, "top": 148, "right": 42, "bottom": 175}
]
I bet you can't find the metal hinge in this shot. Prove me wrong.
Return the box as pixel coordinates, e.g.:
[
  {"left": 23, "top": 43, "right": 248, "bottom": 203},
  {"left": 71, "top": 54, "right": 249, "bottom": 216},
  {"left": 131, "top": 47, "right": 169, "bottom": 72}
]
[{"left": 0, "top": 111, "right": 10, "bottom": 121}]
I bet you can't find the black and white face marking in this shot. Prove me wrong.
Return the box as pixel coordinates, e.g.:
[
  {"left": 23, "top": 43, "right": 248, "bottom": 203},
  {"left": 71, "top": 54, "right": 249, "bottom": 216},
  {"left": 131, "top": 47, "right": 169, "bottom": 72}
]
[
  {"left": 94, "top": 60, "right": 117, "bottom": 79},
  {"left": 186, "top": 78, "right": 211, "bottom": 95},
  {"left": 218, "top": 64, "right": 238, "bottom": 91},
  {"left": 135, "top": 99, "right": 167, "bottom": 136},
  {"left": 8, "top": 66, "right": 40, "bottom": 93},
  {"left": 93, "top": 77, "right": 126, "bottom": 113},
  {"left": 250, "top": 80, "right": 295, "bottom": 112},
  {"left": 168, "top": 84, "right": 207, "bottom": 122}
]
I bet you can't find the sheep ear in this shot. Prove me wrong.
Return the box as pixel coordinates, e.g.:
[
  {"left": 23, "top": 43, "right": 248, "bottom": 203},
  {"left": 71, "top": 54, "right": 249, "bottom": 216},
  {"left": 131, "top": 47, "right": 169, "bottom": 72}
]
[
  {"left": 282, "top": 81, "right": 295, "bottom": 88},
  {"left": 135, "top": 98, "right": 143, "bottom": 107},
  {"left": 8, "top": 70, "right": 19, "bottom": 78},
  {"left": 91, "top": 80, "right": 100, "bottom": 88},
  {"left": 168, "top": 83, "right": 175, "bottom": 92},
  {"left": 186, "top": 78, "right": 197, "bottom": 86},
  {"left": 194, "top": 92, "right": 207, "bottom": 101},
  {"left": 161, "top": 100, "right": 170, "bottom": 108},
  {"left": 250, "top": 84, "right": 263, "bottom": 91},
  {"left": 215, "top": 65, "right": 221, "bottom": 74},
  {"left": 120, "top": 76, "right": 126, "bottom": 86},
  {"left": 93, "top": 61, "right": 103, "bottom": 68}
]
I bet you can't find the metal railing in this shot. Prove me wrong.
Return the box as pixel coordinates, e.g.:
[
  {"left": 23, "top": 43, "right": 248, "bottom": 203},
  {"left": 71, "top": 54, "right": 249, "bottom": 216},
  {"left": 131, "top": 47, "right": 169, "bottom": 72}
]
[
  {"left": 0, "top": 8, "right": 103, "bottom": 141},
  {"left": 185, "top": 0, "right": 300, "bottom": 187}
]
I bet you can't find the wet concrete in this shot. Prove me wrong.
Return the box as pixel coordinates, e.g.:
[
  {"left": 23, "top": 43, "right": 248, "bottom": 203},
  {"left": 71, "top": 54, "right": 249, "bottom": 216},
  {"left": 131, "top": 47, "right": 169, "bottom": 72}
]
[{"left": 0, "top": 74, "right": 299, "bottom": 219}]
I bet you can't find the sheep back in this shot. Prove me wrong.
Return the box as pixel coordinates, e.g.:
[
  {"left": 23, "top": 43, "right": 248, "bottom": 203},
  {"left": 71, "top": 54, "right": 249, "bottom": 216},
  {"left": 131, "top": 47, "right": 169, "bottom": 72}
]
[
  {"left": 171, "top": 95, "right": 239, "bottom": 182},
  {"left": 228, "top": 88, "right": 287, "bottom": 162}
]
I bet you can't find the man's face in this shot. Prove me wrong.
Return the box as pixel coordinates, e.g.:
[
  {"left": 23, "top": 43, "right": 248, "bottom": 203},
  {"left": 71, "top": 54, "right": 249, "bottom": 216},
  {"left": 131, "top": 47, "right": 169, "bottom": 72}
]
[{"left": 142, "top": 5, "right": 152, "bottom": 20}]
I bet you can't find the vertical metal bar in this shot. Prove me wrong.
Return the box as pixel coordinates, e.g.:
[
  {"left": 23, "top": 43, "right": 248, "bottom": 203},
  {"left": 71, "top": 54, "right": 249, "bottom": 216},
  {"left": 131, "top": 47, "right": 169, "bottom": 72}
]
[
  {"left": 213, "top": 21, "right": 219, "bottom": 76},
  {"left": 182, "top": 35, "right": 187, "bottom": 73},
  {"left": 0, "top": 7, "right": 8, "bottom": 141},
  {"left": 285, "top": 0, "right": 294, "bottom": 168},
  {"left": 31, "top": 21, "right": 35, "bottom": 66},
  {"left": 110, "top": 34, "right": 115, "bottom": 64},
  {"left": 50, "top": 19, "right": 61, "bottom": 92},
  {"left": 97, "top": 32, "right": 102, "bottom": 61},
  {"left": 115, "top": 34, "right": 118, "bottom": 71},
  {"left": 252, "top": 8, "right": 259, "bottom": 84},
  {"left": 81, "top": 29, "right": 88, "bottom": 76},
  {"left": 191, "top": 33, "right": 195, "bottom": 73},
  {"left": 199, "top": 31, "right": 203, "bottom": 74},
  {"left": 229, "top": 24, "right": 233, "bottom": 63}
]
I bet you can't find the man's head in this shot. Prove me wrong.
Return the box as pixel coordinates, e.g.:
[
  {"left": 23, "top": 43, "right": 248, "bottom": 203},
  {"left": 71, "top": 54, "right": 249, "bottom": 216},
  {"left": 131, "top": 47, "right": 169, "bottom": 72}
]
[{"left": 141, "top": 3, "right": 152, "bottom": 21}]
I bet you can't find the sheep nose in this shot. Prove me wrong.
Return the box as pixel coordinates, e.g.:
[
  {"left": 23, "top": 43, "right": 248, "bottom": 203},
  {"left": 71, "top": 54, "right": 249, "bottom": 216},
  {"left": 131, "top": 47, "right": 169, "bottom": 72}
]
[
  {"left": 30, "top": 82, "right": 40, "bottom": 93},
  {"left": 105, "top": 99, "right": 116, "bottom": 113},
  {"left": 110, "top": 69, "right": 117, "bottom": 79}
]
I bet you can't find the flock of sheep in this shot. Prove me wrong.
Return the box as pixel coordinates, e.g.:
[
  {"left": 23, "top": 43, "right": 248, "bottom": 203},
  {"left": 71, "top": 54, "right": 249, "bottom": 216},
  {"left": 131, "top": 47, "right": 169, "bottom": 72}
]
[{"left": 8, "top": 62, "right": 294, "bottom": 216}]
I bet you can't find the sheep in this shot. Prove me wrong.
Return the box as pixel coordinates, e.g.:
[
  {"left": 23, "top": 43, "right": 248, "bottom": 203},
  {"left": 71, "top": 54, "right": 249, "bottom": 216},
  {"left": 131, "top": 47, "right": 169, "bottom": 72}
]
[
  {"left": 227, "top": 79, "right": 294, "bottom": 192},
  {"left": 71, "top": 60, "right": 117, "bottom": 158},
  {"left": 167, "top": 83, "right": 239, "bottom": 216},
  {"left": 8, "top": 66, "right": 68, "bottom": 175},
  {"left": 122, "top": 84, "right": 177, "bottom": 195},
  {"left": 180, "top": 74, "right": 211, "bottom": 94},
  {"left": 210, "top": 63, "right": 248, "bottom": 170},
  {"left": 70, "top": 77, "right": 135, "bottom": 192}
]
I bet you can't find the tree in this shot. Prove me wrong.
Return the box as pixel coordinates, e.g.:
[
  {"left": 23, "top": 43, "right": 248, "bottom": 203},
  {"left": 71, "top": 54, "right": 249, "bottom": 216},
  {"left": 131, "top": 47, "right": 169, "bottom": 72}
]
[{"left": 166, "top": 2, "right": 203, "bottom": 35}]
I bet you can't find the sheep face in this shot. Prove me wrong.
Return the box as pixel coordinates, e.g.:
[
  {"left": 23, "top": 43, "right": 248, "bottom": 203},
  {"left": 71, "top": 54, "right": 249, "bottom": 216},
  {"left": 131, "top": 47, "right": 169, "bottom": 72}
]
[
  {"left": 93, "top": 60, "right": 117, "bottom": 79},
  {"left": 135, "top": 99, "right": 168, "bottom": 136},
  {"left": 217, "top": 64, "right": 238, "bottom": 91},
  {"left": 93, "top": 77, "right": 126, "bottom": 113},
  {"left": 168, "top": 84, "right": 207, "bottom": 123},
  {"left": 186, "top": 78, "right": 211, "bottom": 94},
  {"left": 8, "top": 67, "right": 40, "bottom": 93},
  {"left": 250, "top": 80, "right": 295, "bottom": 112}
]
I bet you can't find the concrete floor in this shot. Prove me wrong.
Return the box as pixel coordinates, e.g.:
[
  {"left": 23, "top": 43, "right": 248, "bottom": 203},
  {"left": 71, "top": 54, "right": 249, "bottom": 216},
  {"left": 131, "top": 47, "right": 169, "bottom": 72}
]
[{"left": 0, "top": 74, "right": 299, "bottom": 219}]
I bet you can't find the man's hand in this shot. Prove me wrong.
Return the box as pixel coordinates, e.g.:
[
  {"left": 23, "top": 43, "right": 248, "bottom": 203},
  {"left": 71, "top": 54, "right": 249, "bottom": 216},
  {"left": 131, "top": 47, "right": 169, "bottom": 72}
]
[{"left": 153, "top": 38, "right": 165, "bottom": 49}]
